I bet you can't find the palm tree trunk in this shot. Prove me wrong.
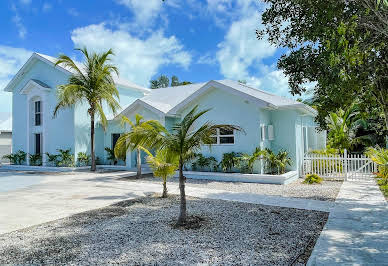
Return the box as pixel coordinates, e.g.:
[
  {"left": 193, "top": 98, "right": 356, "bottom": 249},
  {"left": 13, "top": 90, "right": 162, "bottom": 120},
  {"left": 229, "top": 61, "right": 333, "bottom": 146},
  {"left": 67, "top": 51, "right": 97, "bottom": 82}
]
[
  {"left": 136, "top": 148, "right": 141, "bottom": 178},
  {"left": 177, "top": 159, "right": 187, "bottom": 225},
  {"left": 90, "top": 112, "right": 96, "bottom": 172},
  {"left": 162, "top": 178, "right": 168, "bottom": 198}
]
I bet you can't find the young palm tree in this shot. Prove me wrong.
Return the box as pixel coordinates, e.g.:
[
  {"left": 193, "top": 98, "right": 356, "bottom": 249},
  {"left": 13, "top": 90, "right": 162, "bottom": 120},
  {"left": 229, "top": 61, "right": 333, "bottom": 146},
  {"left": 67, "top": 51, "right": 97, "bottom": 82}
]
[
  {"left": 158, "top": 106, "right": 242, "bottom": 225},
  {"left": 53, "top": 47, "right": 120, "bottom": 171},
  {"left": 115, "top": 106, "right": 242, "bottom": 225},
  {"left": 144, "top": 148, "right": 179, "bottom": 198},
  {"left": 114, "top": 114, "right": 166, "bottom": 178}
]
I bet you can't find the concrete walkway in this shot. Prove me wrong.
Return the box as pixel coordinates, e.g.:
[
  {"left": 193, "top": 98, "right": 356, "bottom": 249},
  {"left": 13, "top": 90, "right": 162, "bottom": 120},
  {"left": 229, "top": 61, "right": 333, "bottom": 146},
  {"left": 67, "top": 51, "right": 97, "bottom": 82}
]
[{"left": 308, "top": 178, "right": 388, "bottom": 265}]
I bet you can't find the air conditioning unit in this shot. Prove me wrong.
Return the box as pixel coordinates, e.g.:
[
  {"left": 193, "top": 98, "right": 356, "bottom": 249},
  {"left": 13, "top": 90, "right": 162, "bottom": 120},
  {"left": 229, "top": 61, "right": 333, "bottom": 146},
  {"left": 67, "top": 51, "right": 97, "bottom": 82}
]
[{"left": 268, "top": 125, "right": 274, "bottom": 140}]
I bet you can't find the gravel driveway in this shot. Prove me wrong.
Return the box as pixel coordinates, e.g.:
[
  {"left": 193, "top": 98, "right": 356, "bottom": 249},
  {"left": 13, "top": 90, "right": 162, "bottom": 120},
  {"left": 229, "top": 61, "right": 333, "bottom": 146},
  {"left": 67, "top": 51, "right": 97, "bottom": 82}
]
[
  {"left": 126, "top": 176, "right": 343, "bottom": 202},
  {"left": 0, "top": 195, "right": 328, "bottom": 265}
]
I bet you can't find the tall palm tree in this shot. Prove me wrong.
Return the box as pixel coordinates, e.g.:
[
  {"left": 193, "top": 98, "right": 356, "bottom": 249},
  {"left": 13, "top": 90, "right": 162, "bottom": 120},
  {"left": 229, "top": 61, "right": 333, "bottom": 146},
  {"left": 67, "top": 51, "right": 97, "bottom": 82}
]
[
  {"left": 144, "top": 148, "right": 179, "bottom": 198},
  {"left": 53, "top": 47, "right": 120, "bottom": 171},
  {"left": 156, "top": 106, "right": 242, "bottom": 225},
  {"left": 114, "top": 114, "right": 166, "bottom": 178}
]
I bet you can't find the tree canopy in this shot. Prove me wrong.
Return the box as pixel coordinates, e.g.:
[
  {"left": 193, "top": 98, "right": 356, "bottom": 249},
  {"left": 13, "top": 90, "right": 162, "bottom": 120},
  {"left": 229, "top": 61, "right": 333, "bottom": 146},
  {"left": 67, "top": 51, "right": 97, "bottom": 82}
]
[
  {"left": 258, "top": 0, "right": 388, "bottom": 137},
  {"left": 150, "top": 75, "right": 192, "bottom": 89}
]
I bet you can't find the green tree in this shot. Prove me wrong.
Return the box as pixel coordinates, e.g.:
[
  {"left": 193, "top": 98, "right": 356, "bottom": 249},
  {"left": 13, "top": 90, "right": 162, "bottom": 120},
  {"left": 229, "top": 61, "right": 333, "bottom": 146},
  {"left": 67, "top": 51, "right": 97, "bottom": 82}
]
[
  {"left": 129, "top": 106, "right": 242, "bottom": 225},
  {"left": 54, "top": 48, "right": 120, "bottom": 171},
  {"left": 114, "top": 114, "right": 166, "bottom": 178},
  {"left": 150, "top": 75, "right": 192, "bottom": 89},
  {"left": 258, "top": 0, "right": 388, "bottom": 137},
  {"left": 144, "top": 148, "right": 179, "bottom": 198}
]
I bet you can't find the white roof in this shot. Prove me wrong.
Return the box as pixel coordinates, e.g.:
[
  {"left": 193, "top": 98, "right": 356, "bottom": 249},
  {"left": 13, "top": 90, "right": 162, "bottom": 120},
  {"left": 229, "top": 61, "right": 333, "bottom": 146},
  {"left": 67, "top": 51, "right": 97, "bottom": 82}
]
[
  {"left": 119, "top": 79, "right": 316, "bottom": 117},
  {"left": 4, "top": 52, "right": 150, "bottom": 94},
  {"left": 141, "top": 82, "right": 207, "bottom": 113},
  {"left": 0, "top": 117, "right": 12, "bottom": 132},
  {"left": 35, "top": 53, "right": 150, "bottom": 93}
]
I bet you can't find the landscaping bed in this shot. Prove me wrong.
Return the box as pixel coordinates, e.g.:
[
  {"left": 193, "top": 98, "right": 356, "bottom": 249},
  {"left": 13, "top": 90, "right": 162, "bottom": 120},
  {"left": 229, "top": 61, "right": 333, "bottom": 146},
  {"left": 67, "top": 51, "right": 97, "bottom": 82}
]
[{"left": 0, "top": 195, "right": 328, "bottom": 265}]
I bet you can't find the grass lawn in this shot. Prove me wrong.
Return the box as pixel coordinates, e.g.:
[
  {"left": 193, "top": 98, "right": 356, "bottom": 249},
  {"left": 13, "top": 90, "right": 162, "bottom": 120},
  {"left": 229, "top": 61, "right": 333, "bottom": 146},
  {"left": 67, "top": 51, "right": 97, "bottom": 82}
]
[{"left": 0, "top": 195, "right": 328, "bottom": 265}]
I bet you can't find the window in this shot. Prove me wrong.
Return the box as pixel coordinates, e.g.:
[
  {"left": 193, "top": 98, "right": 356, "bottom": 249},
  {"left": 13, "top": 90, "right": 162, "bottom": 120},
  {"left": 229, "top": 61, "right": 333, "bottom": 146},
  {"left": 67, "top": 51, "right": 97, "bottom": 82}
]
[
  {"left": 35, "top": 101, "right": 41, "bottom": 126},
  {"left": 35, "top": 133, "right": 41, "bottom": 154},
  {"left": 208, "top": 128, "right": 235, "bottom": 145},
  {"left": 112, "top": 133, "right": 121, "bottom": 149}
]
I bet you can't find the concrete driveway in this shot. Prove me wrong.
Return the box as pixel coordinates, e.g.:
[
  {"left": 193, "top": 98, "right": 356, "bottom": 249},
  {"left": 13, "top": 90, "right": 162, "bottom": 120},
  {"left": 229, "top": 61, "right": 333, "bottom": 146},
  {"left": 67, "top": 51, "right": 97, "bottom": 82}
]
[{"left": 0, "top": 170, "right": 163, "bottom": 234}]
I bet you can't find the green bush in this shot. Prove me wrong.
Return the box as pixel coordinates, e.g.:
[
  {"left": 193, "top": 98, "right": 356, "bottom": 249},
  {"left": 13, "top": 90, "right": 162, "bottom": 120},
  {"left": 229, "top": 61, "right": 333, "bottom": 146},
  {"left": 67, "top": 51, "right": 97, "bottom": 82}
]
[
  {"left": 77, "top": 152, "right": 90, "bottom": 166},
  {"left": 57, "top": 149, "right": 75, "bottom": 167},
  {"left": 303, "top": 174, "right": 323, "bottom": 184},
  {"left": 29, "top": 154, "right": 42, "bottom": 166},
  {"left": 2, "top": 150, "right": 26, "bottom": 165},
  {"left": 191, "top": 153, "right": 219, "bottom": 172},
  {"left": 45, "top": 152, "right": 60, "bottom": 166},
  {"left": 220, "top": 152, "right": 242, "bottom": 172}
]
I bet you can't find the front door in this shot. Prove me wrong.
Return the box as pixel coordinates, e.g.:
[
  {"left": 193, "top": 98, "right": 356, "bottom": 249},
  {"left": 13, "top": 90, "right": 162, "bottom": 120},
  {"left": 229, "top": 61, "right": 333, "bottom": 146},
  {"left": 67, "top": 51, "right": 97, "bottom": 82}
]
[{"left": 35, "top": 133, "right": 42, "bottom": 155}]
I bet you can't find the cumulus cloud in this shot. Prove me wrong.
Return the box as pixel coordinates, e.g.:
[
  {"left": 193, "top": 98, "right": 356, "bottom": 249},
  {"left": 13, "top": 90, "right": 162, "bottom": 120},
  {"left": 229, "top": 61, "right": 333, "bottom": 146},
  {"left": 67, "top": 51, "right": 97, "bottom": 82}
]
[
  {"left": 216, "top": 12, "right": 276, "bottom": 80},
  {"left": 11, "top": 4, "right": 27, "bottom": 39},
  {"left": 213, "top": 2, "right": 295, "bottom": 97},
  {"left": 0, "top": 45, "right": 32, "bottom": 112},
  {"left": 71, "top": 23, "right": 192, "bottom": 87},
  {"left": 115, "top": 0, "right": 179, "bottom": 28}
]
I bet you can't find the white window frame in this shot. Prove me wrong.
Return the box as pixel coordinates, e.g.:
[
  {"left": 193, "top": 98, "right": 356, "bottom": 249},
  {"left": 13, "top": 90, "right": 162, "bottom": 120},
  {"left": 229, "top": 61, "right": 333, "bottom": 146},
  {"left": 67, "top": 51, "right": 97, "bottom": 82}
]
[
  {"left": 34, "top": 100, "right": 42, "bottom": 126},
  {"left": 210, "top": 128, "right": 235, "bottom": 145}
]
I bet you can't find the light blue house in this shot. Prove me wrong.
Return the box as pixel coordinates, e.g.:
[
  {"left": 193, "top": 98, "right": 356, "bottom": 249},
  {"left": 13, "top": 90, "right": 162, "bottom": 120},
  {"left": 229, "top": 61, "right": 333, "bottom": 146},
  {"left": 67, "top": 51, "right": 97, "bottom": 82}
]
[{"left": 4, "top": 52, "right": 325, "bottom": 175}]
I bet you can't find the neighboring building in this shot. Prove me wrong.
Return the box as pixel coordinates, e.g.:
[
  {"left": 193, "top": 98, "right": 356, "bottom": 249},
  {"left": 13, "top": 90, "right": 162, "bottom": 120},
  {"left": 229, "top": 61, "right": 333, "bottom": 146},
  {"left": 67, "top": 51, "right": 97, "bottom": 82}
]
[
  {"left": 4, "top": 52, "right": 325, "bottom": 174},
  {"left": 0, "top": 117, "right": 12, "bottom": 163}
]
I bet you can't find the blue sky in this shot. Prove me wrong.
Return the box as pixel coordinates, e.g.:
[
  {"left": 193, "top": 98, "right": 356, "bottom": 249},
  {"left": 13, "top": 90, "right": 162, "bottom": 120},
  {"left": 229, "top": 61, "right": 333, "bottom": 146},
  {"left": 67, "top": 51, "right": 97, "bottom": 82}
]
[{"left": 0, "top": 0, "right": 301, "bottom": 117}]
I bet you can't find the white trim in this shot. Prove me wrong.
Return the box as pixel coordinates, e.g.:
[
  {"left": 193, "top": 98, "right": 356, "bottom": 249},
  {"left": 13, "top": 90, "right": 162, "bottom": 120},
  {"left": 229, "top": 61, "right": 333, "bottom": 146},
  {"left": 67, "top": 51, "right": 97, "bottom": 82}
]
[
  {"left": 167, "top": 80, "right": 276, "bottom": 115},
  {"left": 113, "top": 99, "right": 166, "bottom": 120},
  {"left": 4, "top": 52, "right": 150, "bottom": 94}
]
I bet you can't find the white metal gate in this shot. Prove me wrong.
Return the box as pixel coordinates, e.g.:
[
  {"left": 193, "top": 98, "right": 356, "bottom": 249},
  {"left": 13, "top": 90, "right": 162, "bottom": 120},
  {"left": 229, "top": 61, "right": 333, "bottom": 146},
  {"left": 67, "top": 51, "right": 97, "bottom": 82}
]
[{"left": 303, "top": 149, "right": 377, "bottom": 181}]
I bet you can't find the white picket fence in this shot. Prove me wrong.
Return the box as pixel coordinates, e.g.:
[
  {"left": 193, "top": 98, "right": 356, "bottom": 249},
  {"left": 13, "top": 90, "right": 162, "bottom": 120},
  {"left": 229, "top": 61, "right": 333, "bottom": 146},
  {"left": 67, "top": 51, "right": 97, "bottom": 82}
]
[{"left": 303, "top": 149, "right": 377, "bottom": 181}]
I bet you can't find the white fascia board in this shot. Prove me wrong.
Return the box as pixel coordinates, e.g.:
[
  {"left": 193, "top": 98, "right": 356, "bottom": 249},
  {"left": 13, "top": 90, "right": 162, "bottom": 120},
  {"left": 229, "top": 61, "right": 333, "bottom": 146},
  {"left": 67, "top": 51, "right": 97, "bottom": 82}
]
[
  {"left": 112, "top": 99, "right": 166, "bottom": 121},
  {"left": 4, "top": 53, "right": 70, "bottom": 92},
  {"left": 167, "top": 80, "right": 276, "bottom": 115}
]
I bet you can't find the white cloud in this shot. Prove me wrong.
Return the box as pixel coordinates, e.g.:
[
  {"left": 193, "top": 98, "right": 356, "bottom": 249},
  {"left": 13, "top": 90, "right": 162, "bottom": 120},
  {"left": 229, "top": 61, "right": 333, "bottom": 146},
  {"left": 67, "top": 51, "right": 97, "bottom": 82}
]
[
  {"left": 0, "top": 45, "right": 32, "bottom": 112},
  {"left": 11, "top": 5, "right": 27, "bottom": 39},
  {"left": 213, "top": 2, "right": 296, "bottom": 98},
  {"left": 216, "top": 12, "right": 276, "bottom": 80},
  {"left": 67, "top": 8, "right": 79, "bottom": 17},
  {"left": 19, "top": 0, "right": 31, "bottom": 5},
  {"left": 197, "top": 52, "right": 217, "bottom": 65},
  {"left": 42, "top": 2, "right": 52, "bottom": 12},
  {"left": 116, "top": 0, "right": 164, "bottom": 27},
  {"left": 71, "top": 23, "right": 192, "bottom": 87}
]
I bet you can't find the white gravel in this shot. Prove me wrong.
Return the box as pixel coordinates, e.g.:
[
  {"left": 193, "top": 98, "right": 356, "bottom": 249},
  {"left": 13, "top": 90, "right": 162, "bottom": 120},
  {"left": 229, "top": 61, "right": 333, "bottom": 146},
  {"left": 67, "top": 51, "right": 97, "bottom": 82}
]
[
  {"left": 0, "top": 195, "right": 328, "bottom": 265},
  {"left": 130, "top": 176, "right": 343, "bottom": 202}
]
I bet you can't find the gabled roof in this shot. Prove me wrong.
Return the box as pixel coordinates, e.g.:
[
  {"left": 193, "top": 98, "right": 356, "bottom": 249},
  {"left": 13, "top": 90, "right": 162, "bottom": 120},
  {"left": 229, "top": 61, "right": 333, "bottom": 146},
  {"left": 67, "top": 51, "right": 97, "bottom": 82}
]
[
  {"left": 4, "top": 52, "right": 150, "bottom": 94},
  {"left": 117, "top": 79, "right": 317, "bottom": 119}
]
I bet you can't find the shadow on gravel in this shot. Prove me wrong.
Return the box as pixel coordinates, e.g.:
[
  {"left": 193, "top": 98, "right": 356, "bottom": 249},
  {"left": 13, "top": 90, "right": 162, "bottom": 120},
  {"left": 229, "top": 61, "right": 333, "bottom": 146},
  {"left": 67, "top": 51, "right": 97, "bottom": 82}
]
[{"left": 0, "top": 195, "right": 329, "bottom": 265}]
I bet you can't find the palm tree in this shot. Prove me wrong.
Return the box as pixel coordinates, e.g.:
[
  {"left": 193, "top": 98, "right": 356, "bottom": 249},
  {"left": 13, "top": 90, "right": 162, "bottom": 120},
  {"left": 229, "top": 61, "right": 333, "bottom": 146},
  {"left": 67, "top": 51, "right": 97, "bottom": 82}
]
[
  {"left": 157, "top": 106, "right": 242, "bottom": 225},
  {"left": 276, "top": 150, "right": 292, "bottom": 174},
  {"left": 114, "top": 114, "right": 166, "bottom": 178},
  {"left": 115, "top": 106, "right": 242, "bottom": 225},
  {"left": 144, "top": 148, "right": 179, "bottom": 198},
  {"left": 53, "top": 47, "right": 120, "bottom": 171}
]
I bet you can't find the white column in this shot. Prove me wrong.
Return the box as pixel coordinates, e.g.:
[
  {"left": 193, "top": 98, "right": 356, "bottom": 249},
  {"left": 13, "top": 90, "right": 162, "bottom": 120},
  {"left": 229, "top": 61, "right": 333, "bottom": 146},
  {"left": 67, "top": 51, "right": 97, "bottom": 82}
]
[
  {"left": 26, "top": 96, "right": 30, "bottom": 166},
  {"left": 125, "top": 150, "right": 132, "bottom": 169}
]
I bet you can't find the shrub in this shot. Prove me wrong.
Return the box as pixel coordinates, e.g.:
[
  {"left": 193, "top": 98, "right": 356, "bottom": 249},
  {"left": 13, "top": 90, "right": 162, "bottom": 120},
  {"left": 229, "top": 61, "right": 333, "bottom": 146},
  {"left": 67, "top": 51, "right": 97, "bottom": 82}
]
[
  {"left": 220, "top": 152, "right": 242, "bottom": 172},
  {"left": 303, "top": 174, "right": 323, "bottom": 184},
  {"left": 57, "top": 149, "right": 75, "bottom": 167},
  {"left": 45, "top": 152, "right": 60, "bottom": 166},
  {"left": 105, "top": 147, "right": 118, "bottom": 165},
  {"left": 29, "top": 154, "right": 42, "bottom": 166},
  {"left": 77, "top": 152, "right": 90, "bottom": 166},
  {"left": 2, "top": 150, "right": 26, "bottom": 165},
  {"left": 191, "top": 154, "right": 219, "bottom": 172}
]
